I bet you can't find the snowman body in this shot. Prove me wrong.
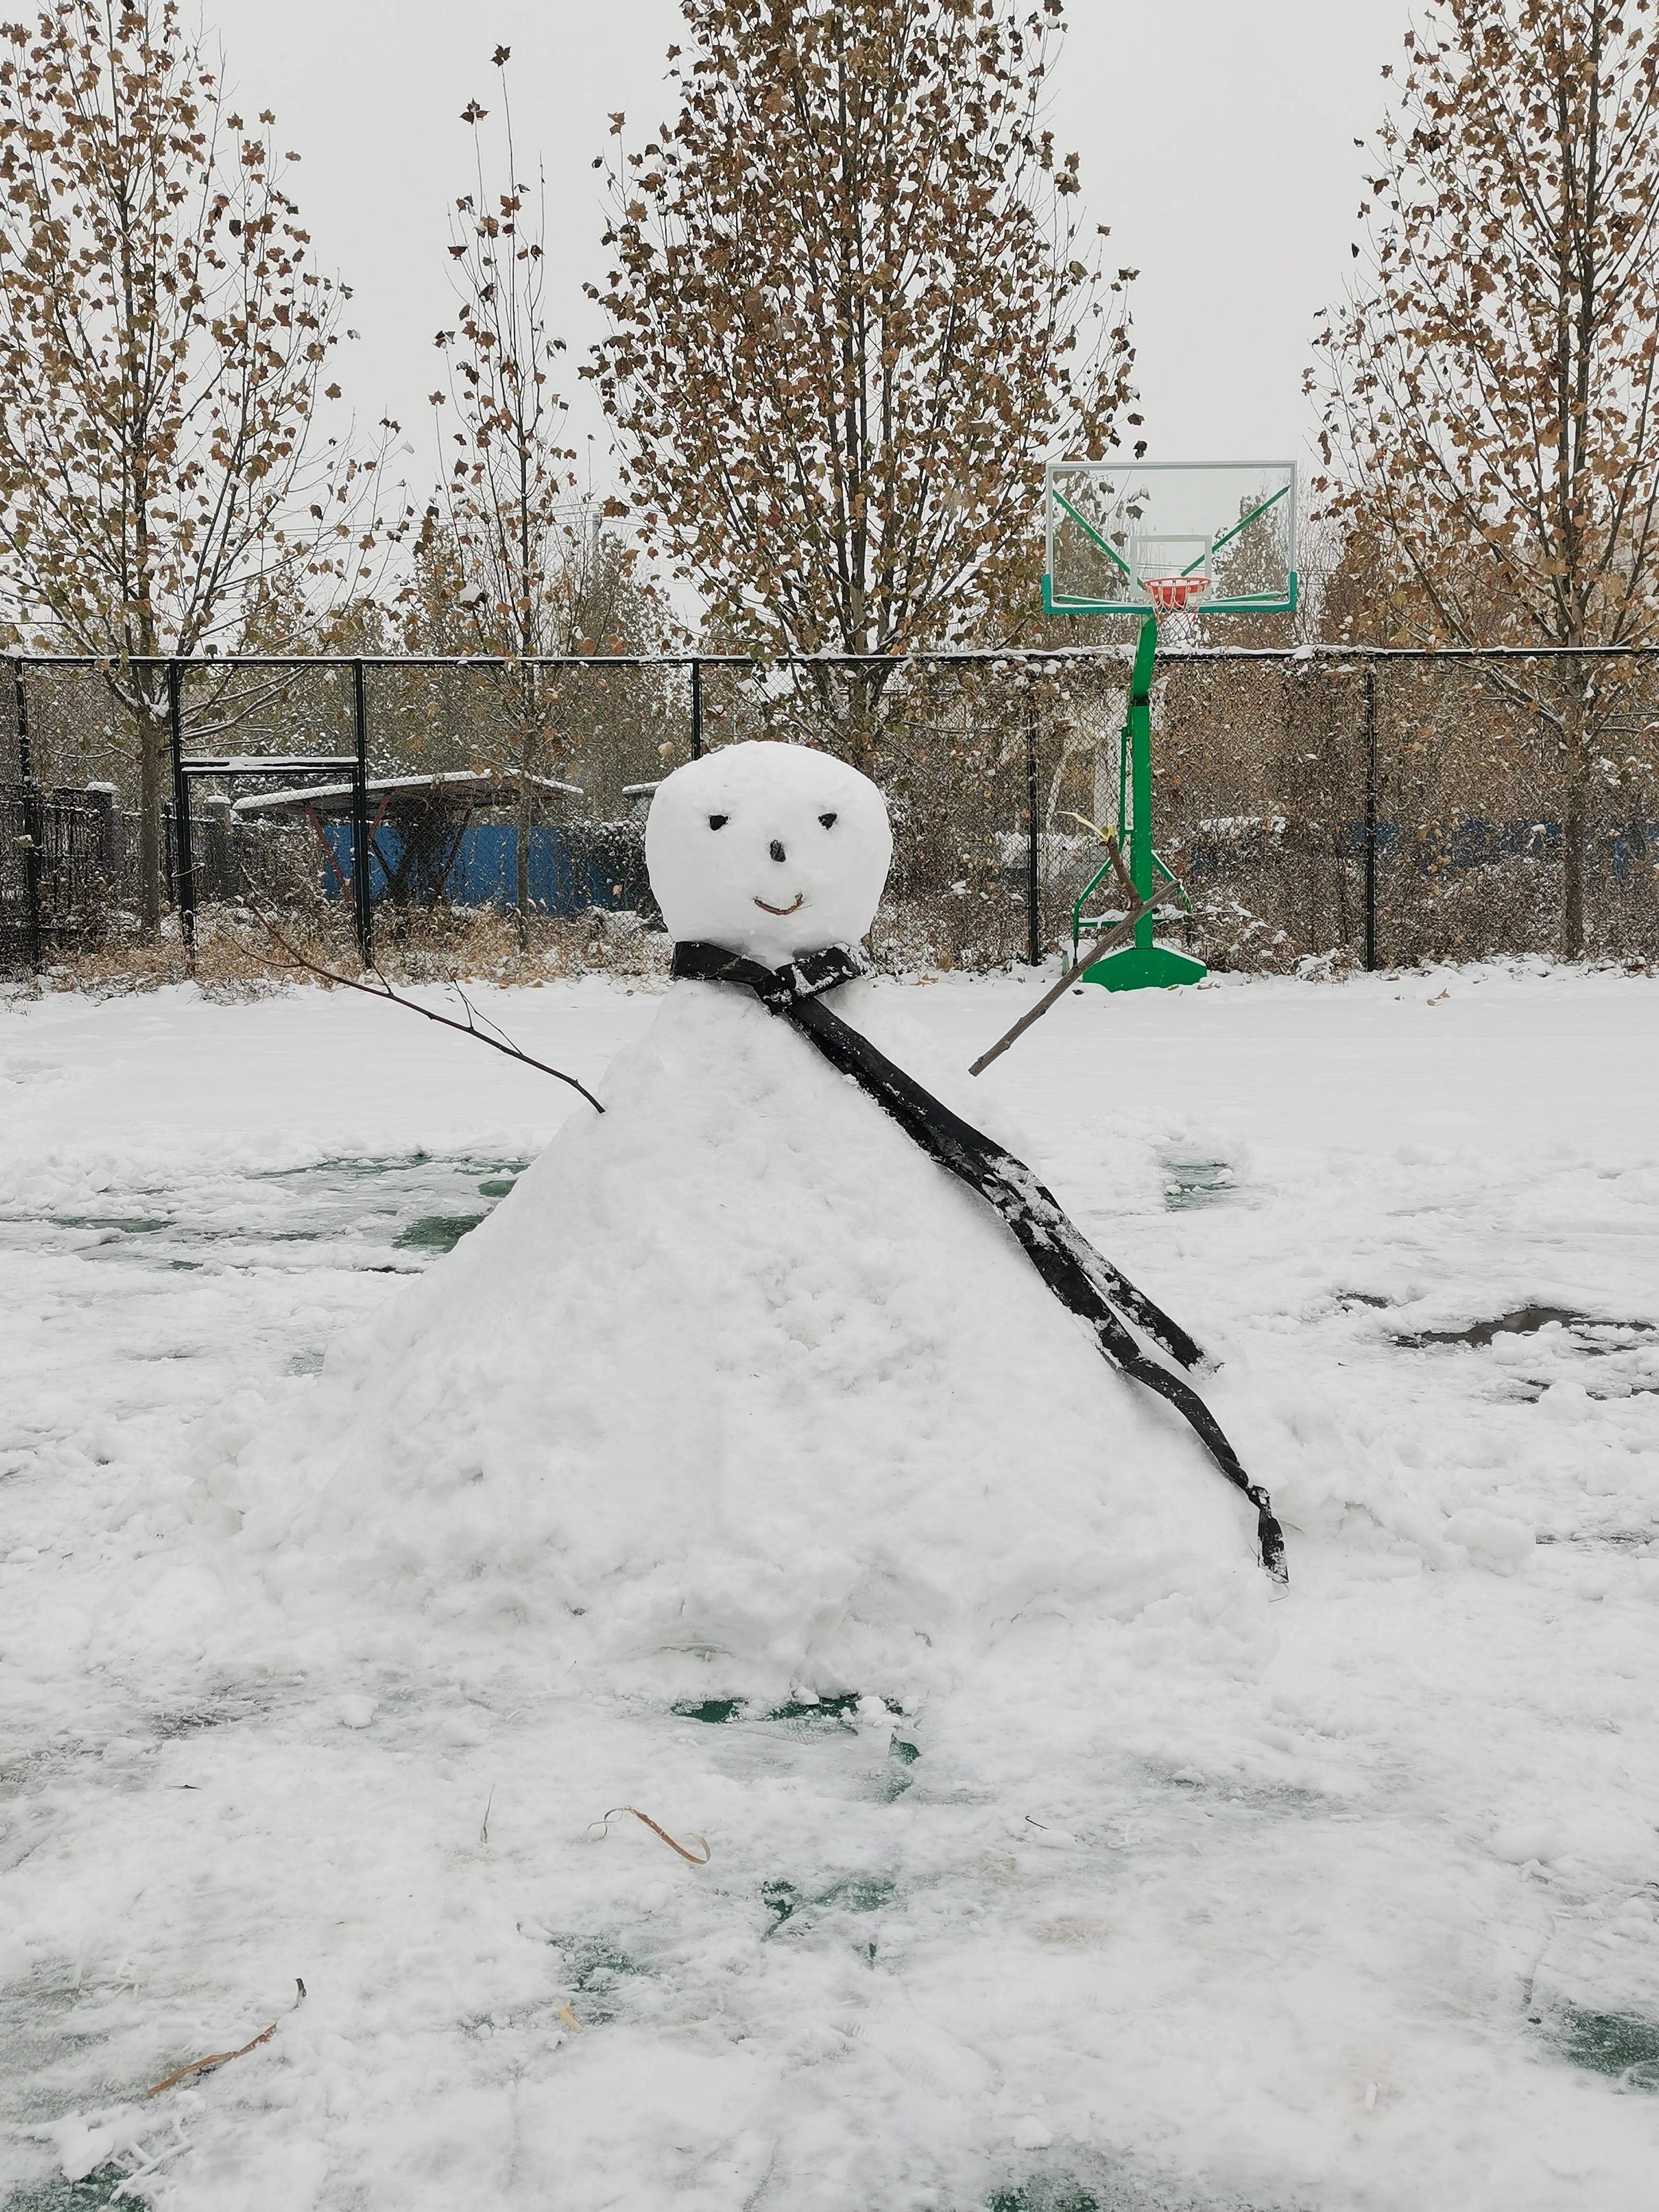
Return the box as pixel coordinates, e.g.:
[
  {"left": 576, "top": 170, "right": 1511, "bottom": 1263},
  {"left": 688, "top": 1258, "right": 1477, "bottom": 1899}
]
[{"left": 246, "top": 744, "right": 1267, "bottom": 1699}]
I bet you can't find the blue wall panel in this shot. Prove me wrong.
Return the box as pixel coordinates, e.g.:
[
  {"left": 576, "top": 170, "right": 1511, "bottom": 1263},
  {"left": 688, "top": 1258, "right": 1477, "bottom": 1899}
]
[{"left": 320, "top": 821, "right": 647, "bottom": 914}]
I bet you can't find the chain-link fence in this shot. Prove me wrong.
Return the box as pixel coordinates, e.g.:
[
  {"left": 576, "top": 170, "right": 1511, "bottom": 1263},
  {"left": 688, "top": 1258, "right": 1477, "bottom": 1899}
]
[
  {"left": 0, "top": 780, "right": 117, "bottom": 969},
  {"left": 4, "top": 647, "right": 1658, "bottom": 977}
]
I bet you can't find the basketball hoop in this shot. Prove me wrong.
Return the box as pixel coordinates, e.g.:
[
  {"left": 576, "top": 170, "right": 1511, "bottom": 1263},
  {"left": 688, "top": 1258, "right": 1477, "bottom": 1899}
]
[
  {"left": 1142, "top": 576, "right": 1210, "bottom": 613},
  {"left": 1044, "top": 459, "right": 1298, "bottom": 619}
]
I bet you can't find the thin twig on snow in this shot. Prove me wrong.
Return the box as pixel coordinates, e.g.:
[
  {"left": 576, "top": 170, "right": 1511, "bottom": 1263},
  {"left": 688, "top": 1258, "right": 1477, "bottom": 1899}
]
[
  {"left": 144, "top": 1981, "right": 307, "bottom": 2098},
  {"left": 589, "top": 1805, "right": 711, "bottom": 1864}
]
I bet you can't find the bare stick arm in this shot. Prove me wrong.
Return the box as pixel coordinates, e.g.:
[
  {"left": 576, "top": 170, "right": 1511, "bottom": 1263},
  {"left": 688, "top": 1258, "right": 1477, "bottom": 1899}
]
[
  {"left": 969, "top": 866, "right": 1191, "bottom": 1079},
  {"left": 240, "top": 893, "right": 606, "bottom": 1114}
]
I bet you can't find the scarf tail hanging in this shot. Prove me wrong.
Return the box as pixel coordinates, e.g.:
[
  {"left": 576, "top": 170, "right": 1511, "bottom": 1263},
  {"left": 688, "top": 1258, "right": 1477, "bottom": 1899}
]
[{"left": 672, "top": 940, "right": 1286, "bottom": 1583}]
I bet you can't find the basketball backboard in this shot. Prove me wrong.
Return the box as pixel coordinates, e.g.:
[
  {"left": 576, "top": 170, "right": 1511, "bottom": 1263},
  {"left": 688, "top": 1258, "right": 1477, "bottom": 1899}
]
[{"left": 1043, "top": 459, "right": 1298, "bottom": 618}]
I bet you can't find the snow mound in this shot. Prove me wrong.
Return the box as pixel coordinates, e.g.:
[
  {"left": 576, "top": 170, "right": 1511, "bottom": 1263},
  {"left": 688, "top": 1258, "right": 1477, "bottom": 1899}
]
[{"left": 236, "top": 977, "right": 1270, "bottom": 1703}]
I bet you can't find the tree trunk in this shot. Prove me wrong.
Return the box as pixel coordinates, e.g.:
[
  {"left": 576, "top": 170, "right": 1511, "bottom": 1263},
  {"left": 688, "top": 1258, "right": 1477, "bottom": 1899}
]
[
  {"left": 1561, "top": 700, "right": 1590, "bottom": 959},
  {"left": 515, "top": 721, "right": 534, "bottom": 952},
  {"left": 136, "top": 700, "right": 166, "bottom": 936},
  {"left": 842, "top": 665, "right": 896, "bottom": 774},
  {"left": 845, "top": 673, "right": 872, "bottom": 771}
]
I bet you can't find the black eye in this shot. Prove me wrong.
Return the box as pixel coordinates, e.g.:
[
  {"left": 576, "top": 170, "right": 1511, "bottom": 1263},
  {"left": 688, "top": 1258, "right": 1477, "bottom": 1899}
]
[
  {"left": 819, "top": 811, "right": 838, "bottom": 829},
  {"left": 708, "top": 814, "right": 728, "bottom": 830}
]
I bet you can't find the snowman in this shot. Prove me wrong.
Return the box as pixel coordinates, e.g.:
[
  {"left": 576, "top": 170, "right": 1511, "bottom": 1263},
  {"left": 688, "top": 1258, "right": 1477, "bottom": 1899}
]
[{"left": 247, "top": 740, "right": 1277, "bottom": 1705}]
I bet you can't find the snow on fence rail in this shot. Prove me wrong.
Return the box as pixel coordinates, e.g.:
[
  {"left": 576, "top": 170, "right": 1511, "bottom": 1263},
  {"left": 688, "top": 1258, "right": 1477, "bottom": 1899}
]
[{"left": 3, "top": 646, "right": 1658, "bottom": 975}]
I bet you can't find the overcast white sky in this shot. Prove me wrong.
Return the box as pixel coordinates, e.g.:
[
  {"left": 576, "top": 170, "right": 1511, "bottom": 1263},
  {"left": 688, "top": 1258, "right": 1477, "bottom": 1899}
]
[{"left": 205, "top": 0, "right": 1417, "bottom": 530}]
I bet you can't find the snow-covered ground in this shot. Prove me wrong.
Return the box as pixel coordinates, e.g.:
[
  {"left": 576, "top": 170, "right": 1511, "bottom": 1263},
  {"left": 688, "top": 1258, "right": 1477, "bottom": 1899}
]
[{"left": 2, "top": 962, "right": 1657, "bottom": 2211}]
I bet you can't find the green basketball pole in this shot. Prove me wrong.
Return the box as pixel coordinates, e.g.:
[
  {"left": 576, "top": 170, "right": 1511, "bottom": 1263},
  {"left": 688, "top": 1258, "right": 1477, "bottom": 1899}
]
[{"left": 1072, "top": 612, "right": 1205, "bottom": 991}]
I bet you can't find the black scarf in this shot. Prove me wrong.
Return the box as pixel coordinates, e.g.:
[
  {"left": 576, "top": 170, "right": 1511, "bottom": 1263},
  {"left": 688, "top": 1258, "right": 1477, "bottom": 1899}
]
[{"left": 672, "top": 939, "right": 1286, "bottom": 1581}]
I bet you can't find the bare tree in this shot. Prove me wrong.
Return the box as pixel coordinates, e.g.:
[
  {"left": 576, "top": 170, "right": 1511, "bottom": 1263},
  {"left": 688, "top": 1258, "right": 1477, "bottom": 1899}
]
[
  {"left": 1308, "top": 0, "right": 1659, "bottom": 953},
  {"left": 0, "top": 0, "right": 405, "bottom": 931},
  {"left": 587, "top": 0, "right": 1137, "bottom": 756},
  {"left": 422, "top": 45, "right": 674, "bottom": 939}
]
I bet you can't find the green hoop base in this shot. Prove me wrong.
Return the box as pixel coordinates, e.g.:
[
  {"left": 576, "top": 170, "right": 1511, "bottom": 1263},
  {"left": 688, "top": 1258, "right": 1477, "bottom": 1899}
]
[{"left": 1080, "top": 943, "right": 1208, "bottom": 992}]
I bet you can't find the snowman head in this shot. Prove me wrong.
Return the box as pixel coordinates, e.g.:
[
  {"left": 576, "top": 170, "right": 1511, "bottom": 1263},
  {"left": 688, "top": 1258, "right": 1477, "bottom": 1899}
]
[{"left": 646, "top": 740, "right": 892, "bottom": 966}]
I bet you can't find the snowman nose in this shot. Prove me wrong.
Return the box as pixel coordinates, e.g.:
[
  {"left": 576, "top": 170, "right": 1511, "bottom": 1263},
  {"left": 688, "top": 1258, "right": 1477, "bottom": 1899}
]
[{"left": 769, "top": 839, "right": 786, "bottom": 863}]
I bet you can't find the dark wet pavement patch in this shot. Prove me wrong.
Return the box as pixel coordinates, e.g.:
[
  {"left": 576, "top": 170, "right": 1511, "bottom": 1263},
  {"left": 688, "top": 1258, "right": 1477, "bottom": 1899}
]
[
  {"left": 762, "top": 1872, "right": 897, "bottom": 1936},
  {"left": 1393, "top": 1304, "right": 1656, "bottom": 1351},
  {"left": 3, "top": 2169, "right": 135, "bottom": 2210},
  {"left": 988, "top": 2162, "right": 1287, "bottom": 2211},
  {"left": 8, "top": 1154, "right": 529, "bottom": 1276},
  {"left": 392, "top": 1212, "right": 488, "bottom": 1254},
  {"left": 1545, "top": 2004, "right": 1659, "bottom": 2091},
  {"left": 1159, "top": 1158, "right": 1238, "bottom": 1212}
]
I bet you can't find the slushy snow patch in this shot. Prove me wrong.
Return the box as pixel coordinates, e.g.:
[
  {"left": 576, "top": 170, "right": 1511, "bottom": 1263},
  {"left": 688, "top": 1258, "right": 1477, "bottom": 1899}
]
[{"left": 1443, "top": 1506, "right": 1536, "bottom": 1572}]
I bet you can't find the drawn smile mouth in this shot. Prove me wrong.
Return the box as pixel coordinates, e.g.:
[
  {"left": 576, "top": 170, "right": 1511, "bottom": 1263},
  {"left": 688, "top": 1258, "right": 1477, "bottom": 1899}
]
[{"left": 753, "top": 894, "right": 805, "bottom": 915}]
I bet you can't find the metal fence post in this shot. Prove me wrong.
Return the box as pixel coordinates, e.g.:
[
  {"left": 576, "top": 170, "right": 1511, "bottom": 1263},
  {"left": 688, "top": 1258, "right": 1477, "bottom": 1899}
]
[
  {"left": 690, "top": 656, "right": 702, "bottom": 759},
  {"left": 13, "top": 655, "right": 31, "bottom": 784},
  {"left": 1363, "top": 663, "right": 1378, "bottom": 972},
  {"left": 167, "top": 659, "right": 196, "bottom": 957},
  {"left": 13, "top": 658, "right": 42, "bottom": 969},
  {"left": 1025, "top": 699, "right": 1041, "bottom": 965},
  {"left": 351, "top": 657, "right": 373, "bottom": 968}
]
